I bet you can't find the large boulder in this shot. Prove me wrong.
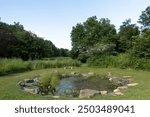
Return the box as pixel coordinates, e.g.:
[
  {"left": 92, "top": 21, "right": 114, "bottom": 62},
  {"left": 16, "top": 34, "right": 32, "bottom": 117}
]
[
  {"left": 79, "top": 89, "right": 100, "bottom": 98},
  {"left": 100, "top": 90, "right": 107, "bottom": 96}
]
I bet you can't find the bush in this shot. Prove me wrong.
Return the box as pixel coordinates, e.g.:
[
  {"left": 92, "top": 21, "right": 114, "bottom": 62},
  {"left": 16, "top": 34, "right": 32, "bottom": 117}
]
[
  {"left": 87, "top": 53, "right": 150, "bottom": 71},
  {"left": 87, "top": 55, "right": 117, "bottom": 68}
]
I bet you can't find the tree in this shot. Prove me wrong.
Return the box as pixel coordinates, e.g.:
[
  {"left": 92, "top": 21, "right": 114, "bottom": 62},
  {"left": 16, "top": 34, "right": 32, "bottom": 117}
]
[
  {"left": 132, "top": 29, "right": 150, "bottom": 58},
  {"left": 0, "top": 26, "right": 18, "bottom": 57},
  {"left": 138, "top": 6, "right": 150, "bottom": 28},
  {"left": 0, "top": 20, "right": 68, "bottom": 60},
  {"left": 71, "top": 16, "right": 117, "bottom": 62},
  {"left": 117, "top": 19, "right": 140, "bottom": 53}
]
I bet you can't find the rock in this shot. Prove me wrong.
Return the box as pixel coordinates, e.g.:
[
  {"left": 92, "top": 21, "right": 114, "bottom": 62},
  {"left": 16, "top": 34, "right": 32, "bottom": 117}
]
[
  {"left": 113, "top": 88, "right": 120, "bottom": 93},
  {"left": 115, "top": 92, "right": 124, "bottom": 96},
  {"left": 110, "top": 77, "right": 121, "bottom": 81},
  {"left": 79, "top": 89, "right": 100, "bottom": 98},
  {"left": 71, "top": 72, "right": 77, "bottom": 76},
  {"left": 24, "top": 79, "right": 34, "bottom": 83},
  {"left": 70, "top": 67, "right": 73, "bottom": 70},
  {"left": 33, "top": 78, "right": 39, "bottom": 82},
  {"left": 23, "top": 88, "right": 35, "bottom": 94},
  {"left": 52, "top": 96, "right": 60, "bottom": 98},
  {"left": 127, "top": 83, "right": 138, "bottom": 87},
  {"left": 23, "top": 87, "right": 39, "bottom": 94},
  {"left": 100, "top": 91, "right": 107, "bottom": 96},
  {"left": 82, "top": 73, "right": 88, "bottom": 77},
  {"left": 117, "top": 86, "right": 128, "bottom": 90},
  {"left": 18, "top": 81, "right": 26, "bottom": 87},
  {"left": 88, "top": 72, "right": 94, "bottom": 76},
  {"left": 34, "top": 88, "right": 40, "bottom": 94},
  {"left": 109, "top": 77, "right": 113, "bottom": 81},
  {"left": 118, "top": 79, "right": 129, "bottom": 86}
]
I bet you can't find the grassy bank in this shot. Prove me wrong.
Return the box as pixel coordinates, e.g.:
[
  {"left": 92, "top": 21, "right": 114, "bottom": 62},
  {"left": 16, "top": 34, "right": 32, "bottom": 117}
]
[{"left": 0, "top": 67, "right": 150, "bottom": 100}]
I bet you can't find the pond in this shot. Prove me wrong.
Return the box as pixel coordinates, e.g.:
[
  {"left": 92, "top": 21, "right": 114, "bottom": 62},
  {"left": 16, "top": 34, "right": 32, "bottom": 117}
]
[
  {"left": 55, "top": 76, "right": 117, "bottom": 97},
  {"left": 18, "top": 73, "right": 125, "bottom": 98}
]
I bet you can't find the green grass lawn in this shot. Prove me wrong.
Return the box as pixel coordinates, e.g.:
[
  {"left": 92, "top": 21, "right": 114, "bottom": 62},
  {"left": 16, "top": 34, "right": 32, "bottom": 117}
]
[{"left": 0, "top": 67, "right": 150, "bottom": 100}]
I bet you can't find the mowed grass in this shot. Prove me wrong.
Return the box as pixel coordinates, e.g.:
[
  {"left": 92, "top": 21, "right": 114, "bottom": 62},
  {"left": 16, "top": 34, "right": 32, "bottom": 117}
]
[{"left": 0, "top": 67, "right": 150, "bottom": 100}]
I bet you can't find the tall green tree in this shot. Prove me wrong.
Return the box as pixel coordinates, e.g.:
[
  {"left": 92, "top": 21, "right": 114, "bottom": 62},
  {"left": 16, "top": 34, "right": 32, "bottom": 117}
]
[
  {"left": 71, "top": 16, "right": 117, "bottom": 61},
  {"left": 117, "top": 19, "right": 140, "bottom": 53},
  {"left": 132, "top": 29, "right": 150, "bottom": 58}
]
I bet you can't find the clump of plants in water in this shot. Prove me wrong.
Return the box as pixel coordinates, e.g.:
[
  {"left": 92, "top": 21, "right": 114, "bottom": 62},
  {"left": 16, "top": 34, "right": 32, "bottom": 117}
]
[{"left": 38, "top": 71, "right": 61, "bottom": 95}]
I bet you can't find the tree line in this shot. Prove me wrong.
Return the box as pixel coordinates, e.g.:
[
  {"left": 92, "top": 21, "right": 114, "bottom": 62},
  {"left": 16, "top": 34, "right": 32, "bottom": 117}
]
[
  {"left": 70, "top": 6, "right": 150, "bottom": 63},
  {"left": 0, "top": 21, "right": 69, "bottom": 60}
]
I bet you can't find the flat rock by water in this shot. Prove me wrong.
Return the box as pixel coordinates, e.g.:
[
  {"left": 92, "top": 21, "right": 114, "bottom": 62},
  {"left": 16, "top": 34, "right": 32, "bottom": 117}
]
[{"left": 79, "top": 89, "right": 100, "bottom": 98}]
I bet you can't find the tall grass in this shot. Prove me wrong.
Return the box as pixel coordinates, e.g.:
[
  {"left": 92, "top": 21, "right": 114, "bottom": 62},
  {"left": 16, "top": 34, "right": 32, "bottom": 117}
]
[
  {"left": 0, "top": 58, "right": 31, "bottom": 75},
  {"left": 87, "top": 53, "right": 150, "bottom": 71},
  {"left": 31, "top": 59, "right": 81, "bottom": 70},
  {"left": 0, "top": 58, "right": 81, "bottom": 75}
]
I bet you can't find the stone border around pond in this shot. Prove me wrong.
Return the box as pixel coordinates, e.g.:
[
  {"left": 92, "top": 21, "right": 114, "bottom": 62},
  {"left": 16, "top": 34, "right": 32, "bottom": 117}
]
[{"left": 18, "top": 72, "right": 138, "bottom": 98}]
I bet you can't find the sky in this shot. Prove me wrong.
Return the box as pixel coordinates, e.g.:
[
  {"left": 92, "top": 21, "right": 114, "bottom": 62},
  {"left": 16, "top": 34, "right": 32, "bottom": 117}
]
[{"left": 0, "top": 0, "right": 149, "bottom": 49}]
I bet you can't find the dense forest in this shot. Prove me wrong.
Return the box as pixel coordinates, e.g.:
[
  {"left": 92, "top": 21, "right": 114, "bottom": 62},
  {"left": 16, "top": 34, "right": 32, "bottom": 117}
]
[
  {"left": 0, "top": 21, "right": 69, "bottom": 60},
  {"left": 70, "top": 6, "right": 150, "bottom": 70}
]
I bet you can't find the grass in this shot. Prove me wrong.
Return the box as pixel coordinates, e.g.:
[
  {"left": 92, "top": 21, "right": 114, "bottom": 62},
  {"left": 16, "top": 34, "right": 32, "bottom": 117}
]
[
  {"left": 0, "top": 67, "right": 150, "bottom": 100},
  {"left": 0, "top": 58, "right": 81, "bottom": 75}
]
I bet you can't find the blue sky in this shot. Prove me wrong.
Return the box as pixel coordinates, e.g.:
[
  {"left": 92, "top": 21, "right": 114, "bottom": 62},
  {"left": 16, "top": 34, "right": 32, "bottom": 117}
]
[{"left": 0, "top": 0, "right": 149, "bottom": 49}]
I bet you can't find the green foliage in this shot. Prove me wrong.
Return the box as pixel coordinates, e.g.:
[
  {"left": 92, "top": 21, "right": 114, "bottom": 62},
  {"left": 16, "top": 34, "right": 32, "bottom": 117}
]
[
  {"left": 0, "top": 58, "right": 31, "bottom": 75},
  {"left": 38, "top": 74, "right": 51, "bottom": 95},
  {"left": 90, "top": 43, "right": 117, "bottom": 56},
  {"left": 138, "top": 5, "right": 150, "bottom": 28},
  {"left": 0, "top": 58, "right": 81, "bottom": 75},
  {"left": 50, "top": 72, "right": 61, "bottom": 94},
  {"left": 39, "top": 72, "right": 60, "bottom": 95},
  {"left": 87, "top": 55, "right": 117, "bottom": 68},
  {"left": 132, "top": 29, "right": 150, "bottom": 58},
  {"left": 71, "top": 16, "right": 117, "bottom": 61},
  {"left": 77, "top": 52, "right": 89, "bottom": 63},
  {"left": 87, "top": 53, "right": 150, "bottom": 71},
  {"left": 0, "top": 21, "right": 69, "bottom": 60},
  {"left": 117, "top": 19, "right": 139, "bottom": 53},
  {"left": 71, "top": 88, "right": 79, "bottom": 97}
]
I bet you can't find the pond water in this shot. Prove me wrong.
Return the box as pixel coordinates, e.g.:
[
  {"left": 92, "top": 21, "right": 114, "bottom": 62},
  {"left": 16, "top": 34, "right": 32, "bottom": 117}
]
[{"left": 55, "top": 76, "right": 116, "bottom": 97}]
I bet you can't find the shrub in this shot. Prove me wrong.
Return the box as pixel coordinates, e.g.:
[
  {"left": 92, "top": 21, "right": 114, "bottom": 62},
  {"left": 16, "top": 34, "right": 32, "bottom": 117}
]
[
  {"left": 87, "top": 55, "right": 117, "bottom": 68},
  {"left": 87, "top": 53, "right": 150, "bottom": 71}
]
